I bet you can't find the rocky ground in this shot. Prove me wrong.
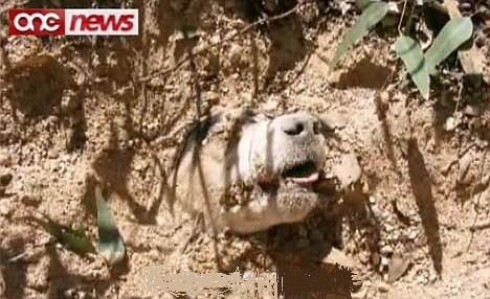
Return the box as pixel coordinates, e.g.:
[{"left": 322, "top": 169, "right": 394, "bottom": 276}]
[{"left": 0, "top": 0, "right": 490, "bottom": 298}]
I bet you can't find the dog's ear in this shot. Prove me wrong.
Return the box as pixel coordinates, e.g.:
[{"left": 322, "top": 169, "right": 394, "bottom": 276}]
[
  {"left": 250, "top": 112, "right": 271, "bottom": 123},
  {"left": 171, "top": 114, "right": 220, "bottom": 171},
  {"left": 187, "top": 115, "right": 222, "bottom": 147},
  {"left": 220, "top": 106, "right": 269, "bottom": 131}
]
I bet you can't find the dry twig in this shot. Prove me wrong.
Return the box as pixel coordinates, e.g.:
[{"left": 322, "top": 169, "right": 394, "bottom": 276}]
[
  {"left": 466, "top": 147, "right": 489, "bottom": 250},
  {"left": 469, "top": 221, "right": 490, "bottom": 232},
  {"left": 139, "top": 4, "right": 305, "bottom": 83}
]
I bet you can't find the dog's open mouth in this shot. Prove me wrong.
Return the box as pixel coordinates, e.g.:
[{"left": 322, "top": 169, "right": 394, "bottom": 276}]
[
  {"left": 281, "top": 160, "right": 321, "bottom": 186},
  {"left": 256, "top": 160, "right": 323, "bottom": 192}
]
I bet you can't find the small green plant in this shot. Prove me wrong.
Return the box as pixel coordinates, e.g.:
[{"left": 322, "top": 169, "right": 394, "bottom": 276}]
[
  {"left": 31, "top": 187, "right": 126, "bottom": 266},
  {"left": 95, "top": 185, "right": 126, "bottom": 266},
  {"left": 37, "top": 213, "right": 95, "bottom": 256},
  {"left": 331, "top": 0, "right": 475, "bottom": 99},
  {"left": 330, "top": 1, "right": 391, "bottom": 69},
  {"left": 395, "top": 35, "right": 430, "bottom": 99}
]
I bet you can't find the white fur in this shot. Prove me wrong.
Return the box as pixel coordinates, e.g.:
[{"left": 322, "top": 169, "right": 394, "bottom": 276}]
[{"left": 173, "top": 110, "right": 327, "bottom": 234}]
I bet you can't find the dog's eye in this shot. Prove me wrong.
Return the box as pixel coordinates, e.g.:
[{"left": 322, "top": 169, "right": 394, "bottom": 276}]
[
  {"left": 262, "top": 113, "right": 274, "bottom": 120},
  {"left": 251, "top": 114, "right": 273, "bottom": 123}
]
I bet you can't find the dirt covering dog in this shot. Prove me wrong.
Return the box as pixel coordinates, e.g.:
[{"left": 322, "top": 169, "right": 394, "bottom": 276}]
[
  {"left": 170, "top": 107, "right": 336, "bottom": 235},
  {"left": 161, "top": 107, "right": 353, "bottom": 297}
]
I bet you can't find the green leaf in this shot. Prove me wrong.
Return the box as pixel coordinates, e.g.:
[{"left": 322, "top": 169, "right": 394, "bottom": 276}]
[
  {"left": 356, "top": 0, "right": 377, "bottom": 10},
  {"left": 95, "top": 186, "right": 126, "bottom": 266},
  {"left": 395, "top": 35, "right": 430, "bottom": 100},
  {"left": 425, "top": 17, "right": 473, "bottom": 75},
  {"left": 38, "top": 214, "right": 94, "bottom": 256},
  {"left": 330, "top": 2, "right": 390, "bottom": 70}
]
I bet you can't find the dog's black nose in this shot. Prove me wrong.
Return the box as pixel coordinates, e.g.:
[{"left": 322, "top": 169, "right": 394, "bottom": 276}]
[
  {"left": 283, "top": 121, "right": 305, "bottom": 136},
  {"left": 277, "top": 113, "right": 318, "bottom": 137}
]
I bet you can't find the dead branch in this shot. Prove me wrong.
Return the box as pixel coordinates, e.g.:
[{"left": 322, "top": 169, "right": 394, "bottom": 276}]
[
  {"left": 139, "top": 3, "right": 305, "bottom": 83},
  {"left": 468, "top": 221, "right": 490, "bottom": 232},
  {"left": 466, "top": 147, "right": 489, "bottom": 249}
]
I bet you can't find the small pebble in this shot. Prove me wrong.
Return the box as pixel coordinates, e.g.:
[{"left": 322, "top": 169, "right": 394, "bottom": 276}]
[
  {"left": 0, "top": 200, "right": 14, "bottom": 217},
  {"left": 47, "top": 150, "right": 59, "bottom": 159},
  {"left": 464, "top": 105, "right": 480, "bottom": 116},
  {"left": 377, "top": 282, "right": 390, "bottom": 293},
  {"left": 380, "top": 245, "right": 394, "bottom": 255},
  {"left": 407, "top": 230, "right": 418, "bottom": 240},
  {"left": 0, "top": 173, "right": 12, "bottom": 187},
  {"left": 0, "top": 150, "right": 12, "bottom": 167},
  {"left": 205, "top": 91, "right": 220, "bottom": 103},
  {"left": 428, "top": 272, "right": 438, "bottom": 283},
  {"left": 21, "top": 195, "right": 41, "bottom": 207},
  {"left": 359, "top": 251, "right": 370, "bottom": 264},
  {"left": 381, "top": 256, "right": 390, "bottom": 268},
  {"left": 445, "top": 116, "right": 460, "bottom": 131}
]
